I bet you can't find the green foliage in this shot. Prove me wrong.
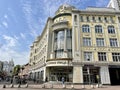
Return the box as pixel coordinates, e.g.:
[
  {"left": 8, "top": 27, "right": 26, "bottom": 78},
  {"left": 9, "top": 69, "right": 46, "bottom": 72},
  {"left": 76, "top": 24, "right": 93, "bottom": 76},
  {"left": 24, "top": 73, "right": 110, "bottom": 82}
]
[{"left": 12, "top": 65, "right": 21, "bottom": 76}]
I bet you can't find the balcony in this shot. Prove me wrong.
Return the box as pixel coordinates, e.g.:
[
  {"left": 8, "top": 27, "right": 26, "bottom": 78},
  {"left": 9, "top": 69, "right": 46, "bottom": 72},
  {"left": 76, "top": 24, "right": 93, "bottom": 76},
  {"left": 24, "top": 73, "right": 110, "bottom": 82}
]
[{"left": 52, "top": 21, "right": 68, "bottom": 30}]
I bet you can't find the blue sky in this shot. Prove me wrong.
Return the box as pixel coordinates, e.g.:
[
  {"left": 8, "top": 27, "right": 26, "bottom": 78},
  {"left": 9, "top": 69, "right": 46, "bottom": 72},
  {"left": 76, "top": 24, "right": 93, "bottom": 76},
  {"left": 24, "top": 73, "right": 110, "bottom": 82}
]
[{"left": 0, "top": 0, "right": 109, "bottom": 65}]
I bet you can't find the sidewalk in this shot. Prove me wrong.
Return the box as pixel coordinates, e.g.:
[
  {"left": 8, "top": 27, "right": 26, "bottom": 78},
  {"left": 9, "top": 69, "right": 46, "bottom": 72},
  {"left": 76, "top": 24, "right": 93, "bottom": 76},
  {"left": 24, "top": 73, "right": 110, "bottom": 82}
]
[{"left": 0, "top": 83, "right": 105, "bottom": 90}]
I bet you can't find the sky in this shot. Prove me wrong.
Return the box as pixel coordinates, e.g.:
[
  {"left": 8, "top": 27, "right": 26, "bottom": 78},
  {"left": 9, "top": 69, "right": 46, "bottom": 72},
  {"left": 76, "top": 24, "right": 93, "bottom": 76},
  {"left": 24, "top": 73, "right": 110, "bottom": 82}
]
[{"left": 0, "top": 0, "right": 110, "bottom": 65}]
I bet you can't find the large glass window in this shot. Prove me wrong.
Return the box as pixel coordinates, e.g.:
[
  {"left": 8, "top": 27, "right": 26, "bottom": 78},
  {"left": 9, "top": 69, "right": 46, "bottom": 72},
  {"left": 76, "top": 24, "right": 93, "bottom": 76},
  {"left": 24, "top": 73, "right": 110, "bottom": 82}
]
[
  {"left": 95, "top": 25, "right": 103, "bottom": 33},
  {"left": 55, "top": 31, "right": 64, "bottom": 50},
  {"left": 83, "top": 38, "right": 91, "bottom": 46},
  {"left": 108, "top": 26, "right": 115, "bottom": 34},
  {"left": 82, "top": 25, "right": 90, "bottom": 33},
  {"left": 112, "top": 53, "right": 120, "bottom": 62},
  {"left": 55, "top": 49, "right": 64, "bottom": 58},
  {"left": 84, "top": 52, "right": 92, "bottom": 61},
  {"left": 96, "top": 38, "right": 104, "bottom": 46},
  {"left": 109, "top": 38, "right": 118, "bottom": 47},
  {"left": 67, "top": 30, "right": 72, "bottom": 58},
  {"left": 98, "top": 52, "right": 107, "bottom": 61},
  {"left": 54, "top": 30, "right": 64, "bottom": 58}
]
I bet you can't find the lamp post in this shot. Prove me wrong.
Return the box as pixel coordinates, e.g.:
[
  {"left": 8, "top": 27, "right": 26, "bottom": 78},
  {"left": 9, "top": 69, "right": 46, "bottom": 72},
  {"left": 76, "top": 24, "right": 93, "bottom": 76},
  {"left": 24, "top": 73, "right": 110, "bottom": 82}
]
[
  {"left": 33, "top": 62, "right": 35, "bottom": 83},
  {"left": 87, "top": 67, "right": 91, "bottom": 85}
]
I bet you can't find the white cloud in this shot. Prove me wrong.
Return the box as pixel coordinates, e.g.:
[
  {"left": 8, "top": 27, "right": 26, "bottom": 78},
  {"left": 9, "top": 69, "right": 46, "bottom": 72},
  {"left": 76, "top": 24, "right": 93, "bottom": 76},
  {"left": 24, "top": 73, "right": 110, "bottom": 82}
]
[
  {"left": 3, "top": 35, "right": 17, "bottom": 47},
  {"left": 0, "top": 47, "right": 29, "bottom": 65},
  {"left": 4, "top": 14, "right": 8, "bottom": 19},
  {"left": 0, "top": 35, "right": 28, "bottom": 65},
  {"left": 2, "top": 21, "right": 8, "bottom": 28},
  {"left": 20, "top": 33, "right": 26, "bottom": 39}
]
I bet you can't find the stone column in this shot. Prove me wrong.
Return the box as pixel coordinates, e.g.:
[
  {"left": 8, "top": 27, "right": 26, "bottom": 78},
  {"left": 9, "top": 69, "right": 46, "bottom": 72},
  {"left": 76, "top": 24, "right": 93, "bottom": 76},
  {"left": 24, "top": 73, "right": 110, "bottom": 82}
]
[
  {"left": 50, "top": 32, "right": 55, "bottom": 59},
  {"left": 52, "top": 32, "right": 54, "bottom": 52},
  {"left": 73, "top": 66, "right": 83, "bottom": 83},
  {"left": 100, "top": 66, "right": 111, "bottom": 84},
  {"left": 63, "top": 29, "right": 67, "bottom": 58},
  {"left": 64, "top": 29, "right": 67, "bottom": 51}
]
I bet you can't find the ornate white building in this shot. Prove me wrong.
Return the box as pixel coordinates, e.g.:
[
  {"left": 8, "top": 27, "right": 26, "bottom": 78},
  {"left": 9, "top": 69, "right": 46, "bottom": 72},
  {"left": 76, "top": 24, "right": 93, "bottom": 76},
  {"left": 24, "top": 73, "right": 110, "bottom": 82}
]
[
  {"left": 3, "top": 60, "right": 14, "bottom": 76},
  {"left": 29, "top": 4, "right": 120, "bottom": 85}
]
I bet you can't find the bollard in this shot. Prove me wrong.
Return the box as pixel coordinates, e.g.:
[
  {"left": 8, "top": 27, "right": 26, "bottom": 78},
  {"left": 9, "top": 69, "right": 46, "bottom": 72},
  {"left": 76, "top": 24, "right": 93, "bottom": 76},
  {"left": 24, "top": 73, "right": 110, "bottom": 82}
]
[
  {"left": 91, "top": 85, "right": 94, "bottom": 89},
  {"left": 62, "top": 84, "right": 66, "bottom": 89},
  {"left": 18, "top": 84, "right": 20, "bottom": 88},
  {"left": 96, "top": 84, "right": 98, "bottom": 88},
  {"left": 82, "top": 85, "right": 85, "bottom": 89},
  {"left": 71, "top": 84, "right": 74, "bottom": 89},
  {"left": 3, "top": 84, "right": 6, "bottom": 88},
  {"left": 25, "top": 83, "right": 28, "bottom": 88},
  {"left": 10, "top": 84, "right": 14, "bottom": 88}
]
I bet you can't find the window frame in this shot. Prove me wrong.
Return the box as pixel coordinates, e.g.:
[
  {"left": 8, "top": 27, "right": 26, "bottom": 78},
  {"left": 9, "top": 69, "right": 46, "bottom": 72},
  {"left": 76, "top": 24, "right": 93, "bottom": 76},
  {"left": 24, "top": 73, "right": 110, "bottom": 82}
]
[
  {"left": 98, "top": 52, "right": 107, "bottom": 61},
  {"left": 83, "top": 37, "right": 91, "bottom": 46},
  {"left": 112, "top": 53, "right": 120, "bottom": 62},
  {"left": 109, "top": 38, "right": 118, "bottom": 47},
  {"left": 108, "top": 25, "right": 115, "bottom": 34},
  {"left": 84, "top": 52, "right": 92, "bottom": 61},
  {"left": 82, "top": 25, "right": 90, "bottom": 33},
  {"left": 95, "top": 25, "right": 103, "bottom": 33},
  {"left": 96, "top": 38, "right": 105, "bottom": 46}
]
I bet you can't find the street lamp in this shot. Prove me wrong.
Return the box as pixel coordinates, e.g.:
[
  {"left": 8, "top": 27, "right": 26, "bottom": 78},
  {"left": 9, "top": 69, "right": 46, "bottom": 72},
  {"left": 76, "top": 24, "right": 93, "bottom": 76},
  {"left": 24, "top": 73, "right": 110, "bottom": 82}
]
[
  {"left": 87, "top": 67, "right": 91, "bottom": 85},
  {"left": 33, "top": 62, "right": 35, "bottom": 83}
]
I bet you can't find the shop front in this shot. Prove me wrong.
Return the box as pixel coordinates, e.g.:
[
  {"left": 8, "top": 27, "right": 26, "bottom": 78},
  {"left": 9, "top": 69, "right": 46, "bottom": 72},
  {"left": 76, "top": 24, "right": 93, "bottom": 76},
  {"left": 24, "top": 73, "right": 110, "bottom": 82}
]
[{"left": 48, "top": 66, "right": 73, "bottom": 82}]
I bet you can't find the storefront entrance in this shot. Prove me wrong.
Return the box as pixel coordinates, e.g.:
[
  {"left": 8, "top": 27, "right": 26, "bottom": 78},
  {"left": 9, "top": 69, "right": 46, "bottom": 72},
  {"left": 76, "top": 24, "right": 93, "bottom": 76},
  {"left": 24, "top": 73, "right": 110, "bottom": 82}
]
[
  {"left": 49, "top": 67, "right": 73, "bottom": 82},
  {"left": 109, "top": 66, "right": 120, "bottom": 85},
  {"left": 83, "top": 66, "right": 100, "bottom": 84}
]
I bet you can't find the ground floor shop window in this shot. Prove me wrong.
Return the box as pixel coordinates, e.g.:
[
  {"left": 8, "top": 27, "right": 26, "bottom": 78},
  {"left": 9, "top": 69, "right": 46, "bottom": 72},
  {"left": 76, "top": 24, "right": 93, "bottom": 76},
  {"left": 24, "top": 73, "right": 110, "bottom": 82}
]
[
  {"left": 83, "top": 66, "right": 100, "bottom": 84},
  {"left": 49, "top": 67, "right": 73, "bottom": 82}
]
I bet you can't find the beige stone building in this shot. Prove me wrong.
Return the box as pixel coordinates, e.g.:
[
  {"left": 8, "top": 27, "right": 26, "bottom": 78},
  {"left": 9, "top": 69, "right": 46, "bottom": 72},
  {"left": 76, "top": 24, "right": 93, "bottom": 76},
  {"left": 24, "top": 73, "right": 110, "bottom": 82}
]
[{"left": 29, "top": 4, "right": 120, "bottom": 85}]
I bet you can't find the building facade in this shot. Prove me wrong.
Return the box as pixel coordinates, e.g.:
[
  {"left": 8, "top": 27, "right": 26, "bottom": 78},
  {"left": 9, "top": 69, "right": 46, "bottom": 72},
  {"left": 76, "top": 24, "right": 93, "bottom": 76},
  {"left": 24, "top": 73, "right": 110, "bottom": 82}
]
[
  {"left": 3, "top": 60, "right": 14, "bottom": 76},
  {"left": 29, "top": 4, "right": 120, "bottom": 85},
  {"left": 107, "top": 0, "right": 120, "bottom": 10}
]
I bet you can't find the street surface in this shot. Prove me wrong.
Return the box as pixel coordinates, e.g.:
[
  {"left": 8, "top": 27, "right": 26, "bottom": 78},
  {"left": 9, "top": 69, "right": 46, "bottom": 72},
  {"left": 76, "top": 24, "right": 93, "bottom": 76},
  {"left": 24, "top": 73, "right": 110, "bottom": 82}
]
[{"left": 0, "top": 84, "right": 120, "bottom": 90}]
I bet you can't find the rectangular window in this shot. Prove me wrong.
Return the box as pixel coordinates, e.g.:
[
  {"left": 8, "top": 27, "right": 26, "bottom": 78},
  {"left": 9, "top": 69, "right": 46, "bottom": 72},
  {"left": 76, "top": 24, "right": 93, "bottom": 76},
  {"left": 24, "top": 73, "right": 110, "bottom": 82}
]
[
  {"left": 108, "top": 26, "right": 115, "bottom": 34},
  {"left": 82, "top": 25, "right": 90, "bottom": 33},
  {"left": 86, "top": 16, "right": 90, "bottom": 22},
  {"left": 112, "top": 53, "right": 120, "bottom": 62},
  {"left": 83, "top": 38, "right": 91, "bottom": 46},
  {"left": 92, "top": 16, "right": 96, "bottom": 22},
  {"left": 98, "top": 52, "right": 107, "bottom": 61},
  {"left": 98, "top": 17, "right": 102, "bottom": 22},
  {"left": 95, "top": 25, "right": 103, "bottom": 33},
  {"left": 84, "top": 52, "right": 92, "bottom": 61},
  {"left": 109, "top": 38, "right": 118, "bottom": 47},
  {"left": 80, "top": 16, "right": 83, "bottom": 22},
  {"left": 104, "top": 17, "right": 108, "bottom": 22},
  {"left": 118, "top": 17, "right": 120, "bottom": 23},
  {"left": 96, "top": 38, "right": 104, "bottom": 46}
]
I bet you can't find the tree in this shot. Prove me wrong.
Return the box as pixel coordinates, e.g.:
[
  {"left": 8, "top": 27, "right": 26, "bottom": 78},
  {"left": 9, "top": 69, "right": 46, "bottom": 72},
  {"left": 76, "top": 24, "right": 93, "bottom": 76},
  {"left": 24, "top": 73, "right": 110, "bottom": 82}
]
[{"left": 12, "top": 65, "right": 21, "bottom": 76}]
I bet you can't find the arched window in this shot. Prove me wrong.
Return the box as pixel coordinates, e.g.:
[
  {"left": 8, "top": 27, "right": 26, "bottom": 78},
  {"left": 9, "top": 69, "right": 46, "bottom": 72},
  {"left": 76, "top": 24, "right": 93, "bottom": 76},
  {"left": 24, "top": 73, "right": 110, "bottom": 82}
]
[
  {"left": 108, "top": 25, "right": 115, "bottom": 34},
  {"left": 82, "top": 25, "right": 90, "bottom": 33},
  {"left": 95, "top": 25, "right": 103, "bottom": 33}
]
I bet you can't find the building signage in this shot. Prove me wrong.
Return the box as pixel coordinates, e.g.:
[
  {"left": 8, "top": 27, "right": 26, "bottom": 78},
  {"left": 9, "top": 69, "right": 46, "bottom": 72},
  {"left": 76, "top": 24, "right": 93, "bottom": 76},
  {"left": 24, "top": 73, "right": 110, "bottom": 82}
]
[{"left": 46, "top": 60, "right": 72, "bottom": 66}]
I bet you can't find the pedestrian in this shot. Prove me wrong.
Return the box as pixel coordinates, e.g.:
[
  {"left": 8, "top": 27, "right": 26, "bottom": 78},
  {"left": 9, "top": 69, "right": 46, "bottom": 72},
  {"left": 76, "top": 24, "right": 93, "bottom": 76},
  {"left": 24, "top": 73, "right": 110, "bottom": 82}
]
[
  {"left": 45, "top": 77, "right": 48, "bottom": 82},
  {"left": 62, "top": 77, "right": 64, "bottom": 84}
]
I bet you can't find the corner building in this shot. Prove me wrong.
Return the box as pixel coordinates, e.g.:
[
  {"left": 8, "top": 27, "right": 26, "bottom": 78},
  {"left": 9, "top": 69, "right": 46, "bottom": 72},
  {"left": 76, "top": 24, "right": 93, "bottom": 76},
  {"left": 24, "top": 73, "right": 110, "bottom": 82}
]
[{"left": 29, "top": 4, "right": 120, "bottom": 85}]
